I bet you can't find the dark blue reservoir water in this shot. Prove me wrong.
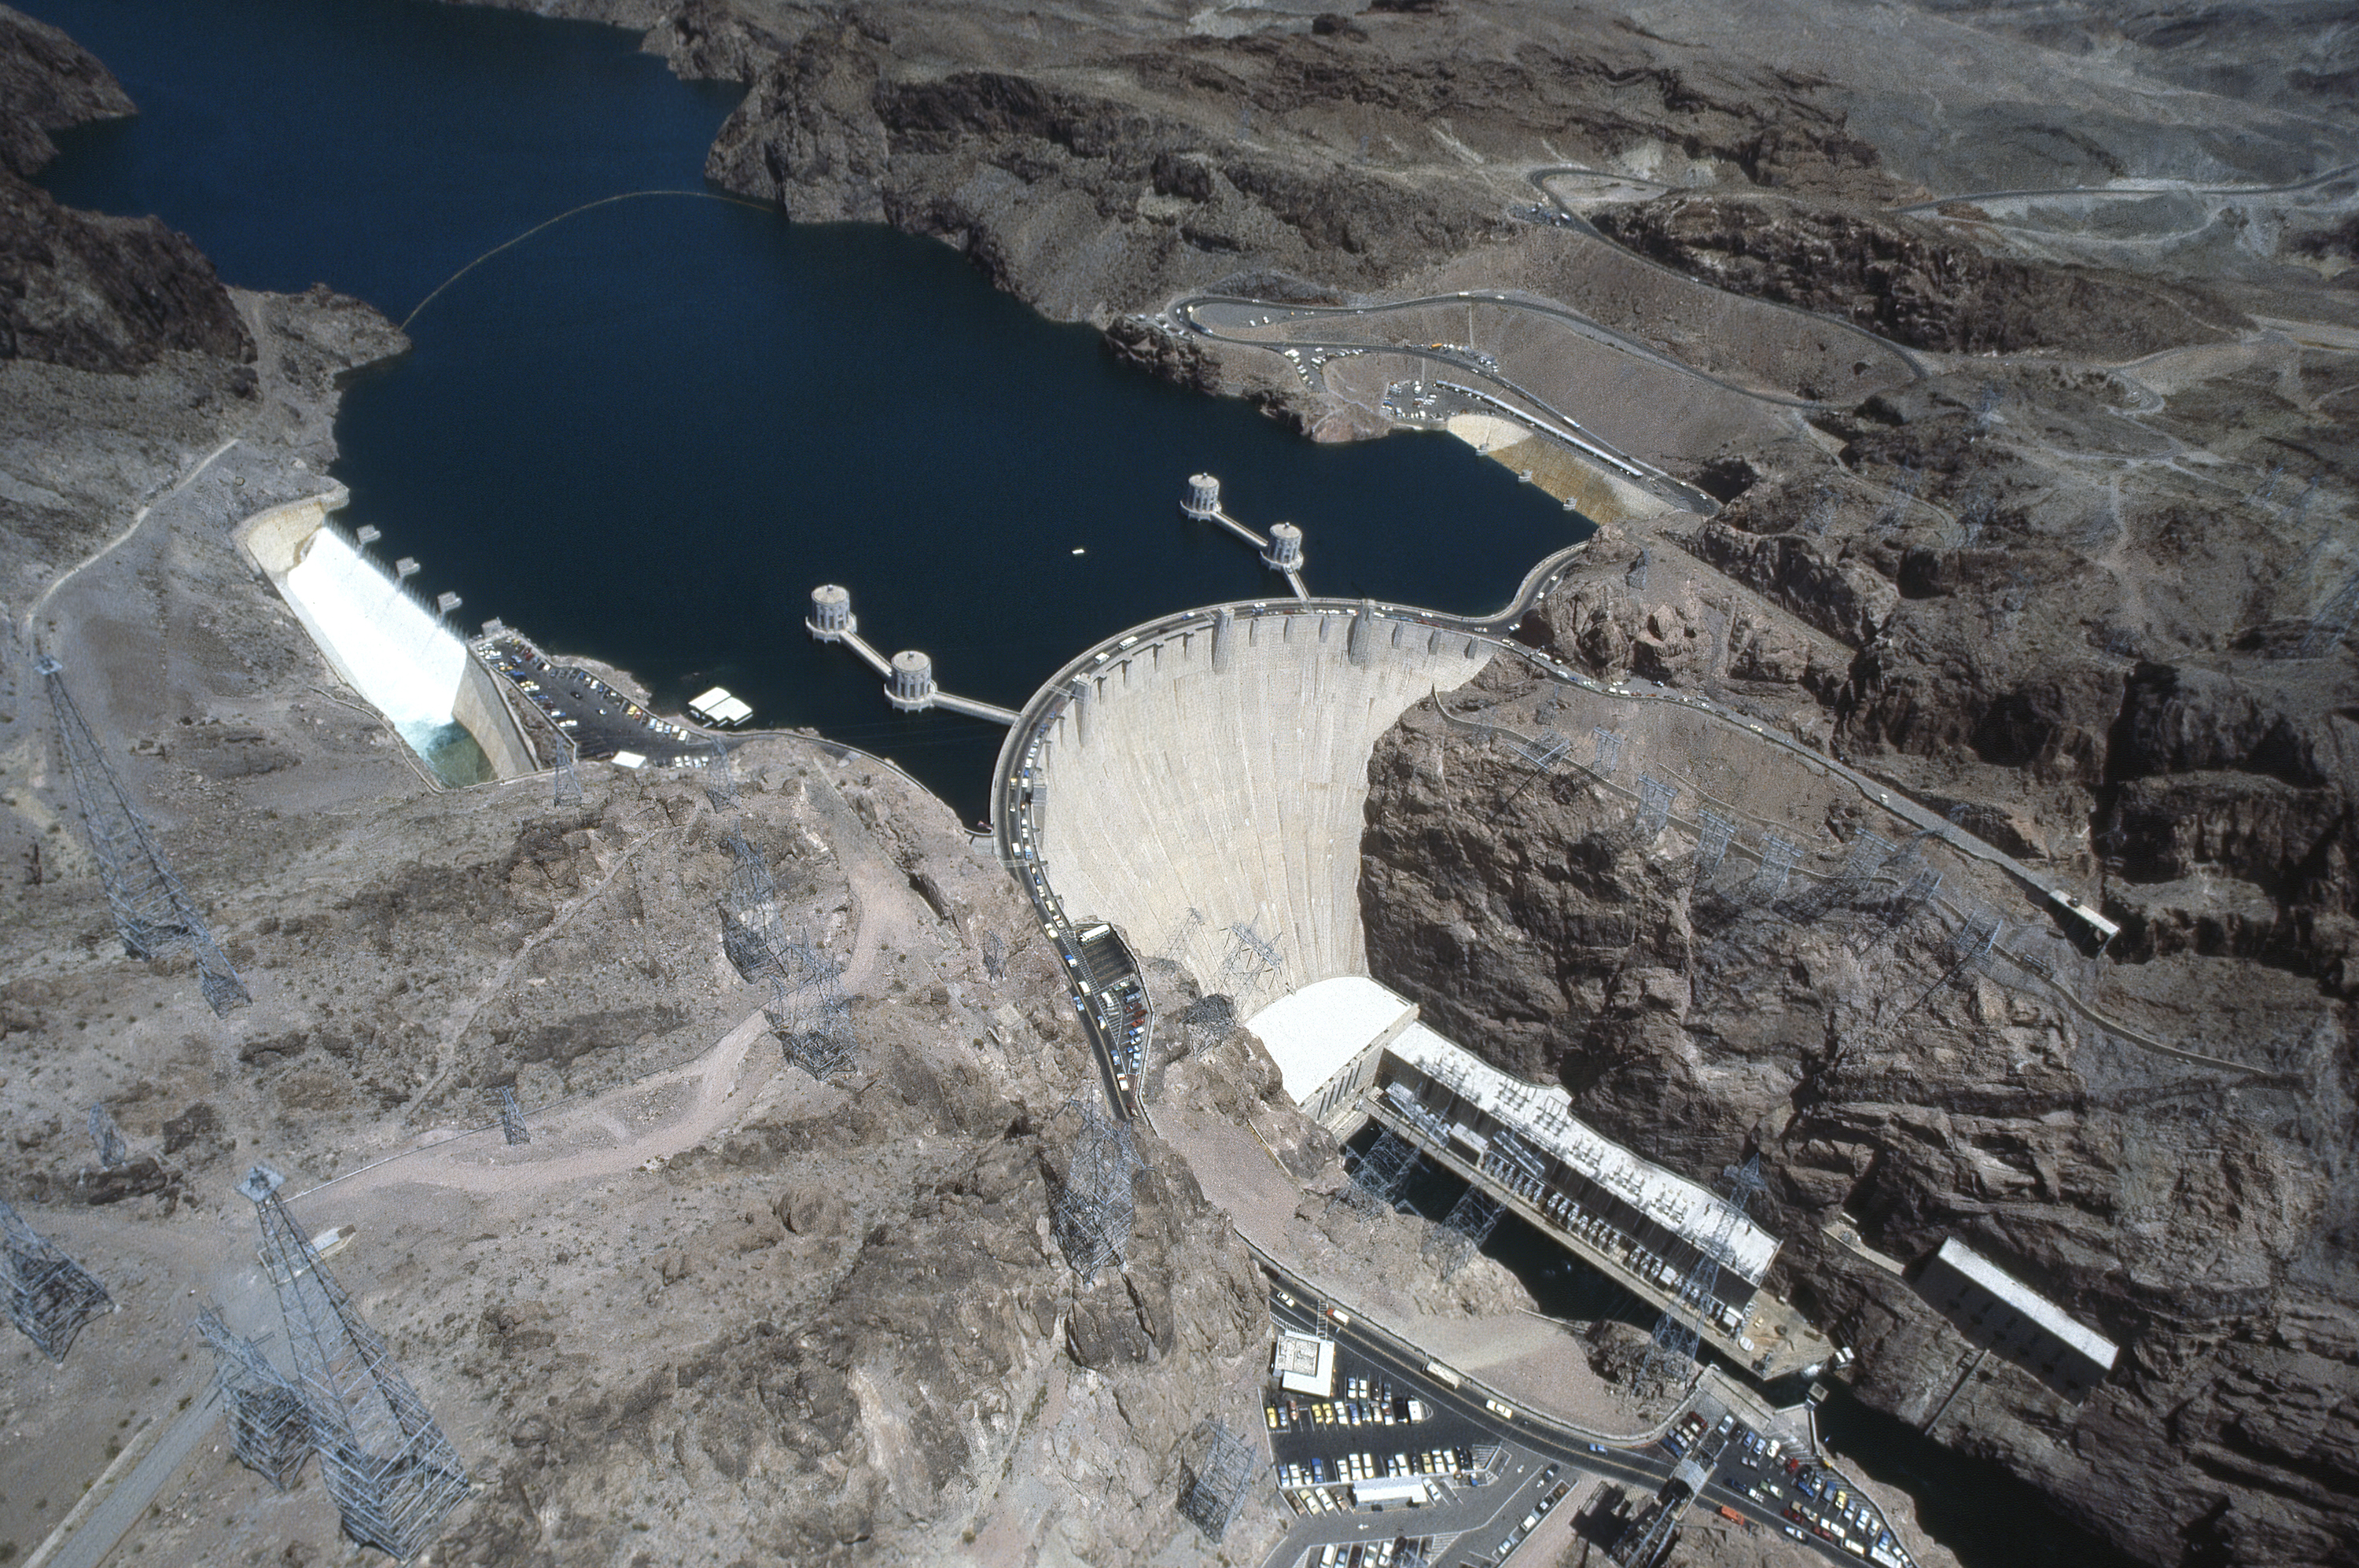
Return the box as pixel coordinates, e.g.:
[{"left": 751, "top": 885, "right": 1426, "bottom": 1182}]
[{"left": 32, "top": 0, "right": 1588, "bottom": 824}]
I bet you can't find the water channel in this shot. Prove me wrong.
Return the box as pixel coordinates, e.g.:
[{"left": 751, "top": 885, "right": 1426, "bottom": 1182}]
[{"left": 27, "top": 2, "right": 2140, "bottom": 1563}]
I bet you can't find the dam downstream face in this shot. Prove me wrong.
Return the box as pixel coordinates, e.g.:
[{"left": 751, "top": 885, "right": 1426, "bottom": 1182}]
[{"left": 35, "top": 0, "right": 1591, "bottom": 825}]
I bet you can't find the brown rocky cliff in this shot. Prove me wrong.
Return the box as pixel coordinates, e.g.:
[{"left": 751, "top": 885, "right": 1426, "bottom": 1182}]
[
  {"left": 0, "top": 6, "right": 251, "bottom": 372},
  {"left": 0, "top": 2, "right": 133, "bottom": 178},
  {"left": 1589, "top": 195, "right": 2248, "bottom": 359},
  {"left": 1358, "top": 652, "right": 2358, "bottom": 1567}
]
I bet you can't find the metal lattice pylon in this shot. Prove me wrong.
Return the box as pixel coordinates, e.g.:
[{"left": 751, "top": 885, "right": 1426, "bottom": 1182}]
[
  {"left": 491, "top": 1087, "right": 529, "bottom": 1146},
  {"left": 196, "top": 1306, "right": 312, "bottom": 1490},
  {"left": 1875, "top": 464, "right": 1923, "bottom": 530},
  {"left": 1330, "top": 1128, "right": 1420, "bottom": 1220},
  {"left": 1640, "top": 1155, "right": 1769, "bottom": 1391},
  {"left": 1221, "top": 922, "right": 1285, "bottom": 1000},
  {"left": 981, "top": 930, "right": 1007, "bottom": 980},
  {"left": 719, "top": 832, "right": 792, "bottom": 981},
  {"left": 2298, "top": 570, "right": 2359, "bottom": 658},
  {"left": 766, "top": 947, "right": 855, "bottom": 1082},
  {"left": 1747, "top": 835, "right": 1802, "bottom": 904},
  {"left": 1177, "top": 1419, "right": 1257, "bottom": 1541},
  {"left": 1855, "top": 863, "right": 1942, "bottom": 954},
  {"left": 38, "top": 657, "right": 249, "bottom": 1014},
  {"left": 1592, "top": 727, "right": 1625, "bottom": 775},
  {"left": 1511, "top": 728, "right": 1573, "bottom": 773},
  {"left": 237, "top": 1165, "right": 469, "bottom": 1560},
  {"left": 1787, "top": 832, "right": 1893, "bottom": 922},
  {"left": 1, "top": 1198, "right": 112, "bottom": 1361},
  {"left": 701, "top": 740, "right": 738, "bottom": 812},
  {"left": 1692, "top": 810, "right": 1737, "bottom": 886},
  {"left": 551, "top": 749, "right": 583, "bottom": 808},
  {"left": 87, "top": 1102, "right": 130, "bottom": 1169},
  {"left": 1632, "top": 775, "right": 1677, "bottom": 845},
  {"left": 1422, "top": 1187, "right": 1504, "bottom": 1280},
  {"left": 1049, "top": 1099, "right": 1146, "bottom": 1283},
  {"left": 1612, "top": 1496, "right": 1687, "bottom": 1568}
]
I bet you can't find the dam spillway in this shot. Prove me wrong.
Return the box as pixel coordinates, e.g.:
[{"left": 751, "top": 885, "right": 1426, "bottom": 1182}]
[{"left": 237, "top": 493, "right": 536, "bottom": 785}]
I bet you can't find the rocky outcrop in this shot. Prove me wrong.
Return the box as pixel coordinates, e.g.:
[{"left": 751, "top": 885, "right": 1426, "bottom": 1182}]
[
  {"left": 1590, "top": 195, "right": 2248, "bottom": 358},
  {"left": 0, "top": 7, "right": 250, "bottom": 373},
  {"left": 1358, "top": 643, "right": 2359, "bottom": 1568},
  {"left": 0, "top": 2, "right": 132, "bottom": 178}
]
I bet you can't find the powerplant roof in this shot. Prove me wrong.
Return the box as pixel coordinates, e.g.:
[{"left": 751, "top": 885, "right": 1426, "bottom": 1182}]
[
  {"left": 1930, "top": 1239, "right": 2119, "bottom": 1372},
  {"left": 1247, "top": 977, "right": 1419, "bottom": 1107},
  {"left": 1388, "top": 1022, "right": 1781, "bottom": 1283}
]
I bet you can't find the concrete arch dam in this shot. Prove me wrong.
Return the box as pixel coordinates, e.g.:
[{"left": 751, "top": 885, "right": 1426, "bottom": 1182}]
[{"left": 1003, "top": 601, "right": 1499, "bottom": 1003}]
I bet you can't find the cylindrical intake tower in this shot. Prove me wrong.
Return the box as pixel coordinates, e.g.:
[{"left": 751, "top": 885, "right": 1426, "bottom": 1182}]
[
  {"left": 1182, "top": 473, "right": 1221, "bottom": 520},
  {"left": 1260, "top": 522, "right": 1305, "bottom": 573},
  {"left": 807, "top": 584, "right": 856, "bottom": 640},
  {"left": 888, "top": 650, "right": 937, "bottom": 712}
]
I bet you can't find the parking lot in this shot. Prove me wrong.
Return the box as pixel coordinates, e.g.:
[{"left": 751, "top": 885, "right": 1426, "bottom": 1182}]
[
  {"left": 1261, "top": 1287, "right": 1588, "bottom": 1568},
  {"left": 478, "top": 635, "right": 705, "bottom": 766},
  {"left": 1655, "top": 1407, "right": 1916, "bottom": 1568}
]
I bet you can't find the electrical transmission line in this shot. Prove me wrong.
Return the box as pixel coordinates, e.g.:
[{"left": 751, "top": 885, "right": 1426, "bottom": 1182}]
[
  {"left": 1048, "top": 1099, "right": 1146, "bottom": 1283},
  {"left": 196, "top": 1306, "right": 312, "bottom": 1490},
  {"left": 238, "top": 1165, "right": 469, "bottom": 1559},
  {"left": 2, "top": 1198, "right": 113, "bottom": 1361},
  {"left": 1639, "top": 1154, "right": 1769, "bottom": 1393},
  {"left": 37, "top": 657, "right": 248, "bottom": 1014}
]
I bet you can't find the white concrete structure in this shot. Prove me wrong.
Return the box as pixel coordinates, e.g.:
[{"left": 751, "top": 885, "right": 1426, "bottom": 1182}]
[
  {"left": 1352, "top": 1478, "right": 1430, "bottom": 1507},
  {"left": 808, "top": 583, "right": 855, "bottom": 637},
  {"left": 1383, "top": 1021, "right": 1780, "bottom": 1286},
  {"left": 1272, "top": 1329, "right": 1337, "bottom": 1397},
  {"left": 1260, "top": 521, "right": 1305, "bottom": 573},
  {"left": 1246, "top": 976, "right": 1419, "bottom": 1124},
  {"left": 235, "top": 494, "right": 532, "bottom": 783},
  {"left": 1016, "top": 604, "right": 1495, "bottom": 997},
  {"left": 1917, "top": 1239, "right": 2118, "bottom": 1400},
  {"left": 688, "top": 686, "right": 753, "bottom": 727}
]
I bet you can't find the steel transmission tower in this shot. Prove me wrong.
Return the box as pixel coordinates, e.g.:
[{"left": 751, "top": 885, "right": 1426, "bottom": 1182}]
[
  {"left": 1330, "top": 1128, "right": 1420, "bottom": 1220},
  {"left": 1632, "top": 775, "right": 1677, "bottom": 845},
  {"left": 196, "top": 1306, "right": 313, "bottom": 1490},
  {"left": 1177, "top": 1419, "right": 1257, "bottom": 1540},
  {"left": 1640, "top": 1155, "right": 1770, "bottom": 1391},
  {"left": 238, "top": 1165, "right": 469, "bottom": 1559},
  {"left": 2, "top": 1198, "right": 113, "bottom": 1360},
  {"left": 551, "top": 748, "right": 583, "bottom": 808},
  {"left": 1220, "top": 922, "right": 1285, "bottom": 1000},
  {"left": 491, "top": 1087, "right": 530, "bottom": 1146},
  {"left": 38, "top": 657, "right": 249, "bottom": 1014},
  {"left": 1422, "top": 1187, "right": 1503, "bottom": 1279},
  {"left": 1048, "top": 1099, "right": 1146, "bottom": 1282},
  {"left": 766, "top": 948, "right": 855, "bottom": 1082},
  {"left": 1692, "top": 810, "right": 1736, "bottom": 886},
  {"left": 702, "top": 739, "right": 738, "bottom": 812},
  {"left": 719, "top": 831, "right": 792, "bottom": 981},
  {"left": 87, "top": 1102, "right": 131, "bottom": 1168}
]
